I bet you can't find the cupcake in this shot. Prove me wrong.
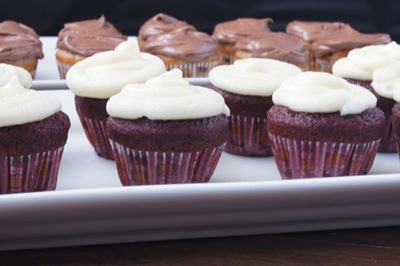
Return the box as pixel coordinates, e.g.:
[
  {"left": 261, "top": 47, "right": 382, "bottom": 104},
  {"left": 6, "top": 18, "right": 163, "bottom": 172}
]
[
  {"left": 267, "top": 72, "right": 384, "bottom": 179},
  {"left": 138, "top": 13, "right": 219, "bottom": 77},
  {"left": 286, "top": 20, "right": 391, "bottom": 72},
  {"left": 233, "top": 31, "right": 309, "bottom": 70},
  {"left": 390, "top": 68, "right": 400, "bottom": 156},
  {"left": 332, "top": 42, "right": 400, "bottom": 153},
  {"left": 56, "top": 15, "right": 127, "bottom": 79},
  {"left": 212, "top": 17, "right": 273, "bottom": 64},
  {"left": 208, "top": 58, "right": 302, "bottom": 156},
  {"left": 0, "top": 76, "right": 70, "bottom": 194},
  {"left": 0, "top": 20, "right": 44, "bottom": 78},
  {"left": 66, "top": 40, "right": 166, "bottom": 160},
  {"left": 106, "top": 69, "right": 230, "bottom": 185}
]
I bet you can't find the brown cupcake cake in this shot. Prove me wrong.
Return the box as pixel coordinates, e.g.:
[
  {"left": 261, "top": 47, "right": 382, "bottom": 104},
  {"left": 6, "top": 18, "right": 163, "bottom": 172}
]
[
  {"left": 106, "top": 69, "right": 230, "bottom": 185},
  {"left": 138, "top": 13, "right": 219, "bottom": 77},
  {"left": 56, "top": 15, "right": 127, "bottom": 79},
  {"left": 212, "top": 17, "right": 273, "bottom": 64},
  {"left": 267, "top": 72, "right": 384, "bottom": 179},
  {"left": 0, "top": 20, "right": 44, "bottom": 78},
  {"left": 286, "top": 20, "right": 391, "bottom": 72}
]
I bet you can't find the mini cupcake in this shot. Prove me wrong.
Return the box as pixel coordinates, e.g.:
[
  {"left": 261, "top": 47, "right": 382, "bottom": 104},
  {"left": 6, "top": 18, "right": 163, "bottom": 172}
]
[
  {"left": 233, "top": 31, "right": 309, "bottom": 70},
  {"left": 0, "top": 20, "right": 44, "bottom": 78},
  {"left": 332, "top": 42, "right": 400, "bottom": 153},
  {"left": 0, "top": 76, "right": 70, "bottom": 194},
  {"left": 106, "top": 69, "right": 230, "bottom": 185},
  {"left": 138, "top": 13, "right": 219, "bottom": 77},
  {"left": 286, "top": 20, "right": 391, "bottom": 72},
  {"left": 212, "top": 17, "right": 273, "bottom": 64},
  {"left": 66, "top": 40, "right": 166, "bottom": 160},
  {"left": 267, "top": 72, "right": 384, "bottom": 179},
  {"left": 208, "top": 58, "right": 302, "bottom": 156},
  {"left": 56, "top": 15, "right": 127, "bottom": 79}
]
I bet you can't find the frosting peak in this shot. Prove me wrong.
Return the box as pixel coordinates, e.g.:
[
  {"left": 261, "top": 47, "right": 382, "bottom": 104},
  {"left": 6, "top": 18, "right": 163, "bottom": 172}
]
[
  {"left": 272, "top": 72, "right": 377, "bottom": 115},
  {"left": 57, "top": 15, "right": 127, "bottom": 57},
  {"left": 66, "top": 40, "right": 167, "bottom": 99},
  {"left": 107, "top": 69, "right": 230, "bottom": 120},
  {"left": 0, "top": 63, "right": 32, "bottom": 88}
]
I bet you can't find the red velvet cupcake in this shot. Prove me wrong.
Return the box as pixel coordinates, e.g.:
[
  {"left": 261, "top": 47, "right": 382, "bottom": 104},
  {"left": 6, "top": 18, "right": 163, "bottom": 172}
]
[
  {"left": 267, "top": 72, "right": 384, "bottom": 179},
  {"left": 106, "top": 69, "right": 229, "bottom": 185}
]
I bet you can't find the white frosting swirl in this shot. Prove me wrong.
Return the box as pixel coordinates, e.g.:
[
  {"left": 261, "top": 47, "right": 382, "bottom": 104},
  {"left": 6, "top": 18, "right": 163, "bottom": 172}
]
[
  {"left": 0, "top": 77, "right": 61, "bottom": 127},
  {"left": 66, "top": 40, "right": 167, "bottom": 99},
  {"left": 372, "top": 62, "right": 400, "bottom": 101},
  {"left": 0, "top": 63, "right": 32, "bottom": 88},
  {"left": 332, "top": 42, "right": 400, "bottom": 81},
  {"left": 208, "top": 58, "right": 302, "bottom": 96},
  {"left": 272, "top": 72, "right": 377, "bottom": 115},
  {"left": 107, "top": 69, "right": 230, "bottom": 120}
]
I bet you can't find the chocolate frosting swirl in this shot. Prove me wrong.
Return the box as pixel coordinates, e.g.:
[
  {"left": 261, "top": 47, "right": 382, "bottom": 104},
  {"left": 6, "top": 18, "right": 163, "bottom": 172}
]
[
  {"left": 0, "top": 21, "right": 44, "bottom": 61},
  {"left": 286, "top": 20, "right": 391, "bottom": 57},
  {"left": 234, "top": 32, "right": 308, "bottom": 64},
  {"left": 57, "top": 15, "right": 127, "bottom": 57},
  {"left": 213, "top": 18, "right": 273, "bottom": 44},
  {"left": 138, "top": 13, "right": 195, "bottom": 42}
]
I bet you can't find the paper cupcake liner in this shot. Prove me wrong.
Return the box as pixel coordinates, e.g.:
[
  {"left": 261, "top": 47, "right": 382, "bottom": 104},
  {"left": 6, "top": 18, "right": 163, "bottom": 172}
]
[
  {"left": 165, "top": 60, "right": 220, "bottom": 78},
  {"left": 313, "top": 58, "right": 334, "bottom": 73},
  {"left": 378, "top": 114, "right": 397, "bottom": 153},
  {"left": 225, "top": 114, "right": 272, "bottom": 157},
  {"left": 0, "top": 147, "right": 64, "bottom": 194},
  {"left": 110, "top": 141, "right": 225, "bottom": 185},
  {"left": 269, "top": 134, "right": 380, "bottom": 179},
  {"left": 56, "top": 60, "right": 72, "bottom": 79},
  {"left": 78, "top": 116, "right": 114, "bottom": 160}
]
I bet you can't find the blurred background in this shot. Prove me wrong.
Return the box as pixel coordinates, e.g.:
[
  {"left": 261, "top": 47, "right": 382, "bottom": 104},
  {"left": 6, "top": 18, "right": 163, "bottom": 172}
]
[{"left": 1, "top": 0, "right": 399, "bottom": 41}]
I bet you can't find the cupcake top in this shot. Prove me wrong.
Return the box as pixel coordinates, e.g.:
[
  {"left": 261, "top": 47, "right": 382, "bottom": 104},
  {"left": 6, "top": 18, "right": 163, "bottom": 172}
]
[
  {"left": 57, "top": 15, "right": 127, "bottom": 57},
  {"left": 0, "top": 20, "right": 44, "bottom": 61},
  {"left": 208, "top": 58, "right": 302, "bottom": 97},
  {"left": 138, "top": 13, "right": 195, "bottom": 42},
  {"left": 234, "top": 32, "right": 308, "bottom": 65},
  {"left": 286, "top": 20, "right": 391, "bottom": 57},
  {"left": 140, "top": 25, "right": 218, "bottom": 62},
  {"left": 332, "top": 42, "right": 400, "bottom": 80},
  {"left": 107, "top": 69, "right": 230, "bottom": 120},
  {"left": 66, "top": 40, "right": 166, "bottom": 99},
  {"left": 0, "top": 63, "right": 32, "bottom": 88},
  {"left": 212, "top": 17, "right": 273, "bottom": 44},
  {"left": 371, "top": 62, "right": 400, "bottom": 101},
  {"left": 0, "top": 76, "right": 61, "bottom": 127},
  {"left": 272, "top": 71, "right": 377, "bottom": 115}
]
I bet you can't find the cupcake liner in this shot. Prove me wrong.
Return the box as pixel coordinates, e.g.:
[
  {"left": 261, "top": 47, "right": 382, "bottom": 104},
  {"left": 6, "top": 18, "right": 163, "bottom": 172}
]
[
  {"left": 269, "top": 133, "right": 380, "bottom": 179},
  {"left": 225, "top": 114, "right": 272, "bottom": 157},
  {"left": 165, "top": 60, "right": 220, "bottom": 78},
  {"left": 78, "top": 116, "right": 114, "bottom": 160},
  {"left": 314, "top": 58, "right": 334, "bottom": 73},
  {"left": 379, "top": 115, "right": 397, "bottom": 153},
  {"left": 56, "top": 60, "right": 72, "bottom": 79},
  {"left": 110, "top": 141, "right": 225, "bottom": 185},
  {"left": 0, "top": 147, "right": 64, "bottom": 194}
]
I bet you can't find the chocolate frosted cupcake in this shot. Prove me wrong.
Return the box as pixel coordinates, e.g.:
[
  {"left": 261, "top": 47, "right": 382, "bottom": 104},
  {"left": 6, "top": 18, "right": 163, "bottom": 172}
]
[
  {"left": 0, "top": 20, "right": 44, "bottom": 78},
  {"left": 286, "top": 20, "right": 391, "bottom": 72},
  {"left": 0, "top": 76, "right": 70, "bottom": 194},
  {"left": 56, "top": 15, "right": 127, "bottom": 79},
  {"left": 66, "top": 40, "right": 166, "bottom": 160},
  {"left": 234, "top": 31, "right": 309, "bottom": 70},
  {"left": 212, "top": 17, "right": 273, "bottom": 64},
  {"left": 267, "top": 72, "right": 384, "bottom": 179},
  {"left": 138, "top": 13, "right": 219, "bottom": 77},
  {"left": 208, "top": 58, "right": 301, "bottom": 156},
  {"left": 333, "top": 42, "right": 400, "bottom": 153},
  {"left": 106, "top": 69, "right": 230, "bottom": 185}
]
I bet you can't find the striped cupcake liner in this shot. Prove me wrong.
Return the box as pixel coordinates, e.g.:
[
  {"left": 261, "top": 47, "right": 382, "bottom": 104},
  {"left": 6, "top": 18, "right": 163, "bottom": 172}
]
[
  {"left": 268, "top": 134, "right": 381, "bottom": 179},
  {"left": 110, "top": 141, "right": 225, "bottom": 185},
  {"left": 165, "top": 60, "right": 220, "bottom": 78},
  {"left": 0, "top": 147, "right": 64, "bottom": 194},
  {"left": 225, "top": 114, "right": 273, "bottom": 157}
]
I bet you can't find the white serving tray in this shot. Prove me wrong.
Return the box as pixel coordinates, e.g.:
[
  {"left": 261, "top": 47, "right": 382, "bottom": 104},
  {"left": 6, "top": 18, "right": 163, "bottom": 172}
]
[{"left": 1, "top": 38, "right": 400, "bottom": 251}]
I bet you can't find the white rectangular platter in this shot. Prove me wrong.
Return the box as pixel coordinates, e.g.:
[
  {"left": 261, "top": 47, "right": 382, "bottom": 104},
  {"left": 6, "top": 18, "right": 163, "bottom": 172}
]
[{"left": 1, "top": 38, "right": 400, "bottom": 251}]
